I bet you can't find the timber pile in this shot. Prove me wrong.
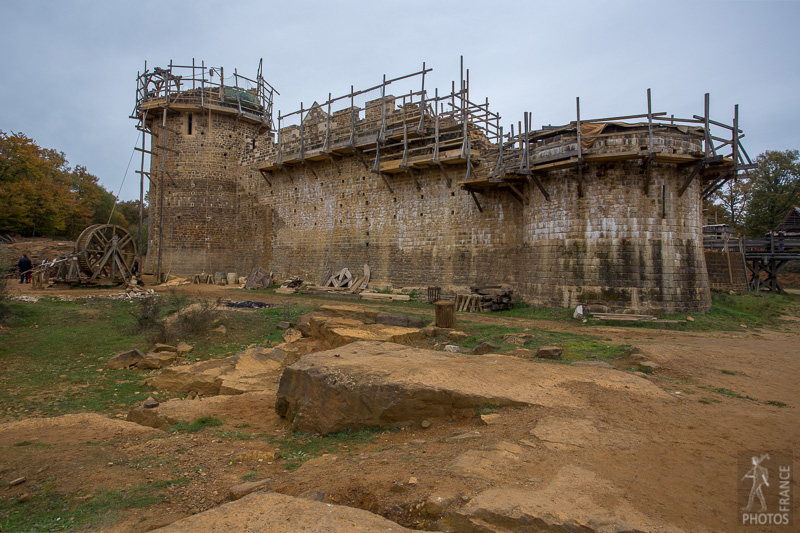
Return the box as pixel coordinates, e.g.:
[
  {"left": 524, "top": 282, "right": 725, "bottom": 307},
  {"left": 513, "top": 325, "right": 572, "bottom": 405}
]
[
  {"left": 360, "top": 292, "right": 410, "bottom": 301},
  {"left": 324, "top": 265, "right": 371, "bottom": 293},
  {"left": 591, "top": 313, "right": 656, "bottom": 322},
  {"left": 275, "top": 277, "right": 303, "bottom": 294},
  {"left": 325, "top": 268, "right": 355, "bottom": 288},
  {"left": 456, "top": 287, "right": 514, "bottom": 312},
  {"left": 590, "top": 313, "right": 686, "bottom": 324}
]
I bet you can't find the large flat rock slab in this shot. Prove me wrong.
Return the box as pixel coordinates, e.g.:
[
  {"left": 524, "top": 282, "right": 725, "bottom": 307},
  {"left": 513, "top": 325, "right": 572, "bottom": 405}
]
[
  {"left": 147, "top": 347, "right": 283, "bottom": 395},
  {"left": 151, "top": 491, "right": 419, "bottom": 532},
  {"left": 304, "top": 314, "right": 427, "bottom": 348},
  {"left": 275, "top": 341, "right": 670, "bottom": 434},
  {"left": 442, "top": 465, "right": 684, "bottom": 533}
]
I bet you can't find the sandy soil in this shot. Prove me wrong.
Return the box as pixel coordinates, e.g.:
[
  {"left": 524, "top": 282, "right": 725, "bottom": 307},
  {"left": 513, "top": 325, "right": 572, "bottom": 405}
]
[{"left": 1, "top": 279, "right": 799, "bottom": 532}]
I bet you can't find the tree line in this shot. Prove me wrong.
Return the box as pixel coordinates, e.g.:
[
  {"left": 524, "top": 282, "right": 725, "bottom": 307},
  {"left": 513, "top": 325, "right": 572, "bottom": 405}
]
[
  {"left": 0, "top": 130, "right": 145, "bottom": 239},
  {"left": 706, "top": 149, "right": 800, "bottom": 236}
]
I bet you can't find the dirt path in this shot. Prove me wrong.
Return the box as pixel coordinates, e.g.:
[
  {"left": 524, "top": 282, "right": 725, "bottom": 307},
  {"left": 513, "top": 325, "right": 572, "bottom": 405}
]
[{"left": 2, "top": 280, "right": 799, "bottom": 531}]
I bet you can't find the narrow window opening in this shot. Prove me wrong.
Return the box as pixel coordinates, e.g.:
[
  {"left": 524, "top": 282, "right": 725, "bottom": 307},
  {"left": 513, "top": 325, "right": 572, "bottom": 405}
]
[{"left": 187, "top": 113, "right": 193, "bottom": 135}]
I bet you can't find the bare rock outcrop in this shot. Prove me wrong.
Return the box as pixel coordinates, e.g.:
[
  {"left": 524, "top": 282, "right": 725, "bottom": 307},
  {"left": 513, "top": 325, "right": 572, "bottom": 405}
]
[
  {"left": 275, "top": 341, "right": 670, "bottom": 434},
  {"left": 150, "top": 492, "right": 419, "bottom": 532},
  {"left": 127, "top": 391, "right": 273, "bottom": 430},
  {"left": 295, "top": 305, "right": 430, "bottom": 348},
  {"left": 440, "top": 465, "right": 684, "bottom": 533},
  {"left": 146, "top": 347, "right": 282, "bottom": 395}
]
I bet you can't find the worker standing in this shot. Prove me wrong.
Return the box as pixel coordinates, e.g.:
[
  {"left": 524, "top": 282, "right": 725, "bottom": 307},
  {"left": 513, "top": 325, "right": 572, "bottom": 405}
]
[{"left": 18, "top": 254, "right": 32, "bottom": 284}]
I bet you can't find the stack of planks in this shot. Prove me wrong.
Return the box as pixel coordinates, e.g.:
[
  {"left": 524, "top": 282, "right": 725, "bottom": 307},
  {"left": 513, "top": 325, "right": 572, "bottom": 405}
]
[
  {"left": 455, "top": 288, "right": 514, "bottom": 312},
  {"left": 324, "top": 265, "right": 371, "bottom": 293},
  {"left": 275, "top": 277, "right": 303, "bottom": 294},
  {"left": 590, "top": 313, "right": 686, "bottom": 324},
  {"left": 591, "top": 313, "right": 657, "bottom": 322}
]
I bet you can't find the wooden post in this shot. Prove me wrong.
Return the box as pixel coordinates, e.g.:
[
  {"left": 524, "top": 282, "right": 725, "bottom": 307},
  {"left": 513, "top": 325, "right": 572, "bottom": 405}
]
[{"left": 435, "top": 300, "right": 456, "bottom": 328}]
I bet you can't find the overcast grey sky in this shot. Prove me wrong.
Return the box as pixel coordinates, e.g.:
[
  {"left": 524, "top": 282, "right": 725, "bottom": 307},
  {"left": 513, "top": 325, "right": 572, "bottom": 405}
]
[{"left": 1, "top": 0, "right": 798, "bottom": 201}]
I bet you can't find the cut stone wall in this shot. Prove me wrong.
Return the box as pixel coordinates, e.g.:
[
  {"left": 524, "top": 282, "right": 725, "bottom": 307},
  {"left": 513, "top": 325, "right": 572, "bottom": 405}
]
[{"left": 145, "top": 108, "right": 712, "bottom": 313}]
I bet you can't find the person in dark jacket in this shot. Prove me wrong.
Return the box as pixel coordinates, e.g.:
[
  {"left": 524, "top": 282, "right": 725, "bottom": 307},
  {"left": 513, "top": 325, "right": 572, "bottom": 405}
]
[{"left": 18, "top": 254, "right": 32, "bottom": 284}]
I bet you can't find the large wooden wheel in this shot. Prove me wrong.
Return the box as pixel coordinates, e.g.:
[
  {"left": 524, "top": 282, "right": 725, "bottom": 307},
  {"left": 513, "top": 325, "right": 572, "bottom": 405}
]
[{"left": 75, "top": 224, "right": 137, "bottom": 282}]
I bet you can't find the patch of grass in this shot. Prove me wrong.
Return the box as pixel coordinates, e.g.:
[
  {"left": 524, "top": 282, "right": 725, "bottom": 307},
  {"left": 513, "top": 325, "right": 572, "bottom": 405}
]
[
  {"left": 212, "top": 429, "right": 255, "bottom": 440},
  {"left": 709, "top": 387, "right": 745, "bottom": 398},
  {"left": 169, "top": 416, "right": 224, "bottom": 433},
  {"left": 454, "top": 322, "right": 628, "bottom": 361},
  {"left": 494, "top": 302, "right": 575, "bottom": 321},
  {"left": 631, "top": 364, "right": 654, "bottom": 374},
  {"left": 0, "top": 478, "right": 189, "bottom": 532},
  {"left": 258, "top": 304, "right": 315, "bottom": 345},
  {"left": 474, "top": 403, "right": 498, "bottom": 416},
  {"left": 595, "top": 292, "right": 800, "bottom": 331},
  {"left": 721, "top": 369, "right": 737, "bottom": 375},
  {"left": 698, "top": 385, "right": 757, "bottom": 401},
  {"left": 765, "top": 400, "right": 788, "bottom": 407},
  {"left": 699, "top": 397, "right": 721, "bottom": 404},
  {"left": 270, "top": 427, "right": 385, "bottom": 470},
  {"left": 128, "top": 296, "right": 166, "bottom": 340},
  {"left": 241, "top": 471, "right": 261, "bottom": 481},
  {"left": 0, "top": 296, "right": 301, "bottom": 420}
]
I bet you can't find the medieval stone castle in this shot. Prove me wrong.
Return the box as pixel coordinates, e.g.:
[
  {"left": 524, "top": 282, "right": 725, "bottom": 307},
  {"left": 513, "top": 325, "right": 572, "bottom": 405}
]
[{"left": 133, "top": 60, "right": 750, "bottom": 314}]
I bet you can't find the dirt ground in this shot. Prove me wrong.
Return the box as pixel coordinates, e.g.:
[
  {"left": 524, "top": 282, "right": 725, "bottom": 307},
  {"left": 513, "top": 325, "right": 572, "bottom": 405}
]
[{"left": 2, "top": 279, "right": 799, "bottom": 532}]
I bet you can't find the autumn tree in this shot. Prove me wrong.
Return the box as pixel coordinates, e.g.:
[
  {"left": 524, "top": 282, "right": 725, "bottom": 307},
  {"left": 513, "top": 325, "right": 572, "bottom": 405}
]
[
  {"left": 0, "top": 131, "right": 126, "bottom": 238},
  {"left": 744, "top": 150, "right": 800, "bottom": 237},
  {"left": 0, "top": 131, "right": 71, "bottom": 236}
]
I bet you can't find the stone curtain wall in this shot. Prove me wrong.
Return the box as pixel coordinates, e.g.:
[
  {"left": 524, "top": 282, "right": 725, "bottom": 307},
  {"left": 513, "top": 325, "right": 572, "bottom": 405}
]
[
  {"left": 148, "top": 108, "right": 712, "bottom": 313},
  {"left": 261, "top": 159, "right": 521, "bottom": 289}
]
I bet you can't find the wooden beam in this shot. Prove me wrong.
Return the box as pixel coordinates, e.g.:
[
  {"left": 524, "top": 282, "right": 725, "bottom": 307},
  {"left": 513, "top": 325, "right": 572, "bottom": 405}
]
[
  {"left": 678, "top": 160, "right": 705, "bottom": 197},
  {"left": 701, "top": 168, "right": 732, "bottom": 198},
  {"left": 302, "top": 161, "right": 319, "bottom": 180},
  {"left": 282, "top": 165, "right": 295, "bottom": 183},
  {"left": 506, "top": 184, "right": 528, "bottom": 205},
  {"left": 405, "top": 169, "right": 421, "bottom": 191},
  {"left": 528, "top": 173, "right": 550, "bottom": 201},
  {"left": 437, "top": 162, "right": 452, "bottom": 188},
  {"left": 258, "top": 169, "right": 272, "bottom": 187},
  {"left": 354, "top": 150, "right": 371, "bottom": 172},
  {"left": 156, "top": 124, "right": 182, "bottom": 135},
  {"left": 469, "top": 190, "right": 483, "bottom": 212},
  {"left": 379, "top": 172, "right": 394, "bottom": 194},
  {"left": 135, "top": 170, "right": 157, "bottom": 185}
]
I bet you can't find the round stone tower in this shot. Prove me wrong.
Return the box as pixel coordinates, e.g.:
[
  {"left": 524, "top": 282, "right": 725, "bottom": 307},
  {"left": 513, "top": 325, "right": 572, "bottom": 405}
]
[
  {"left": 133, "top": 63, "right": 276, "bottom": 279},
  {"left": 515, "top": 122, "right": 713, "bottom": 313}
]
